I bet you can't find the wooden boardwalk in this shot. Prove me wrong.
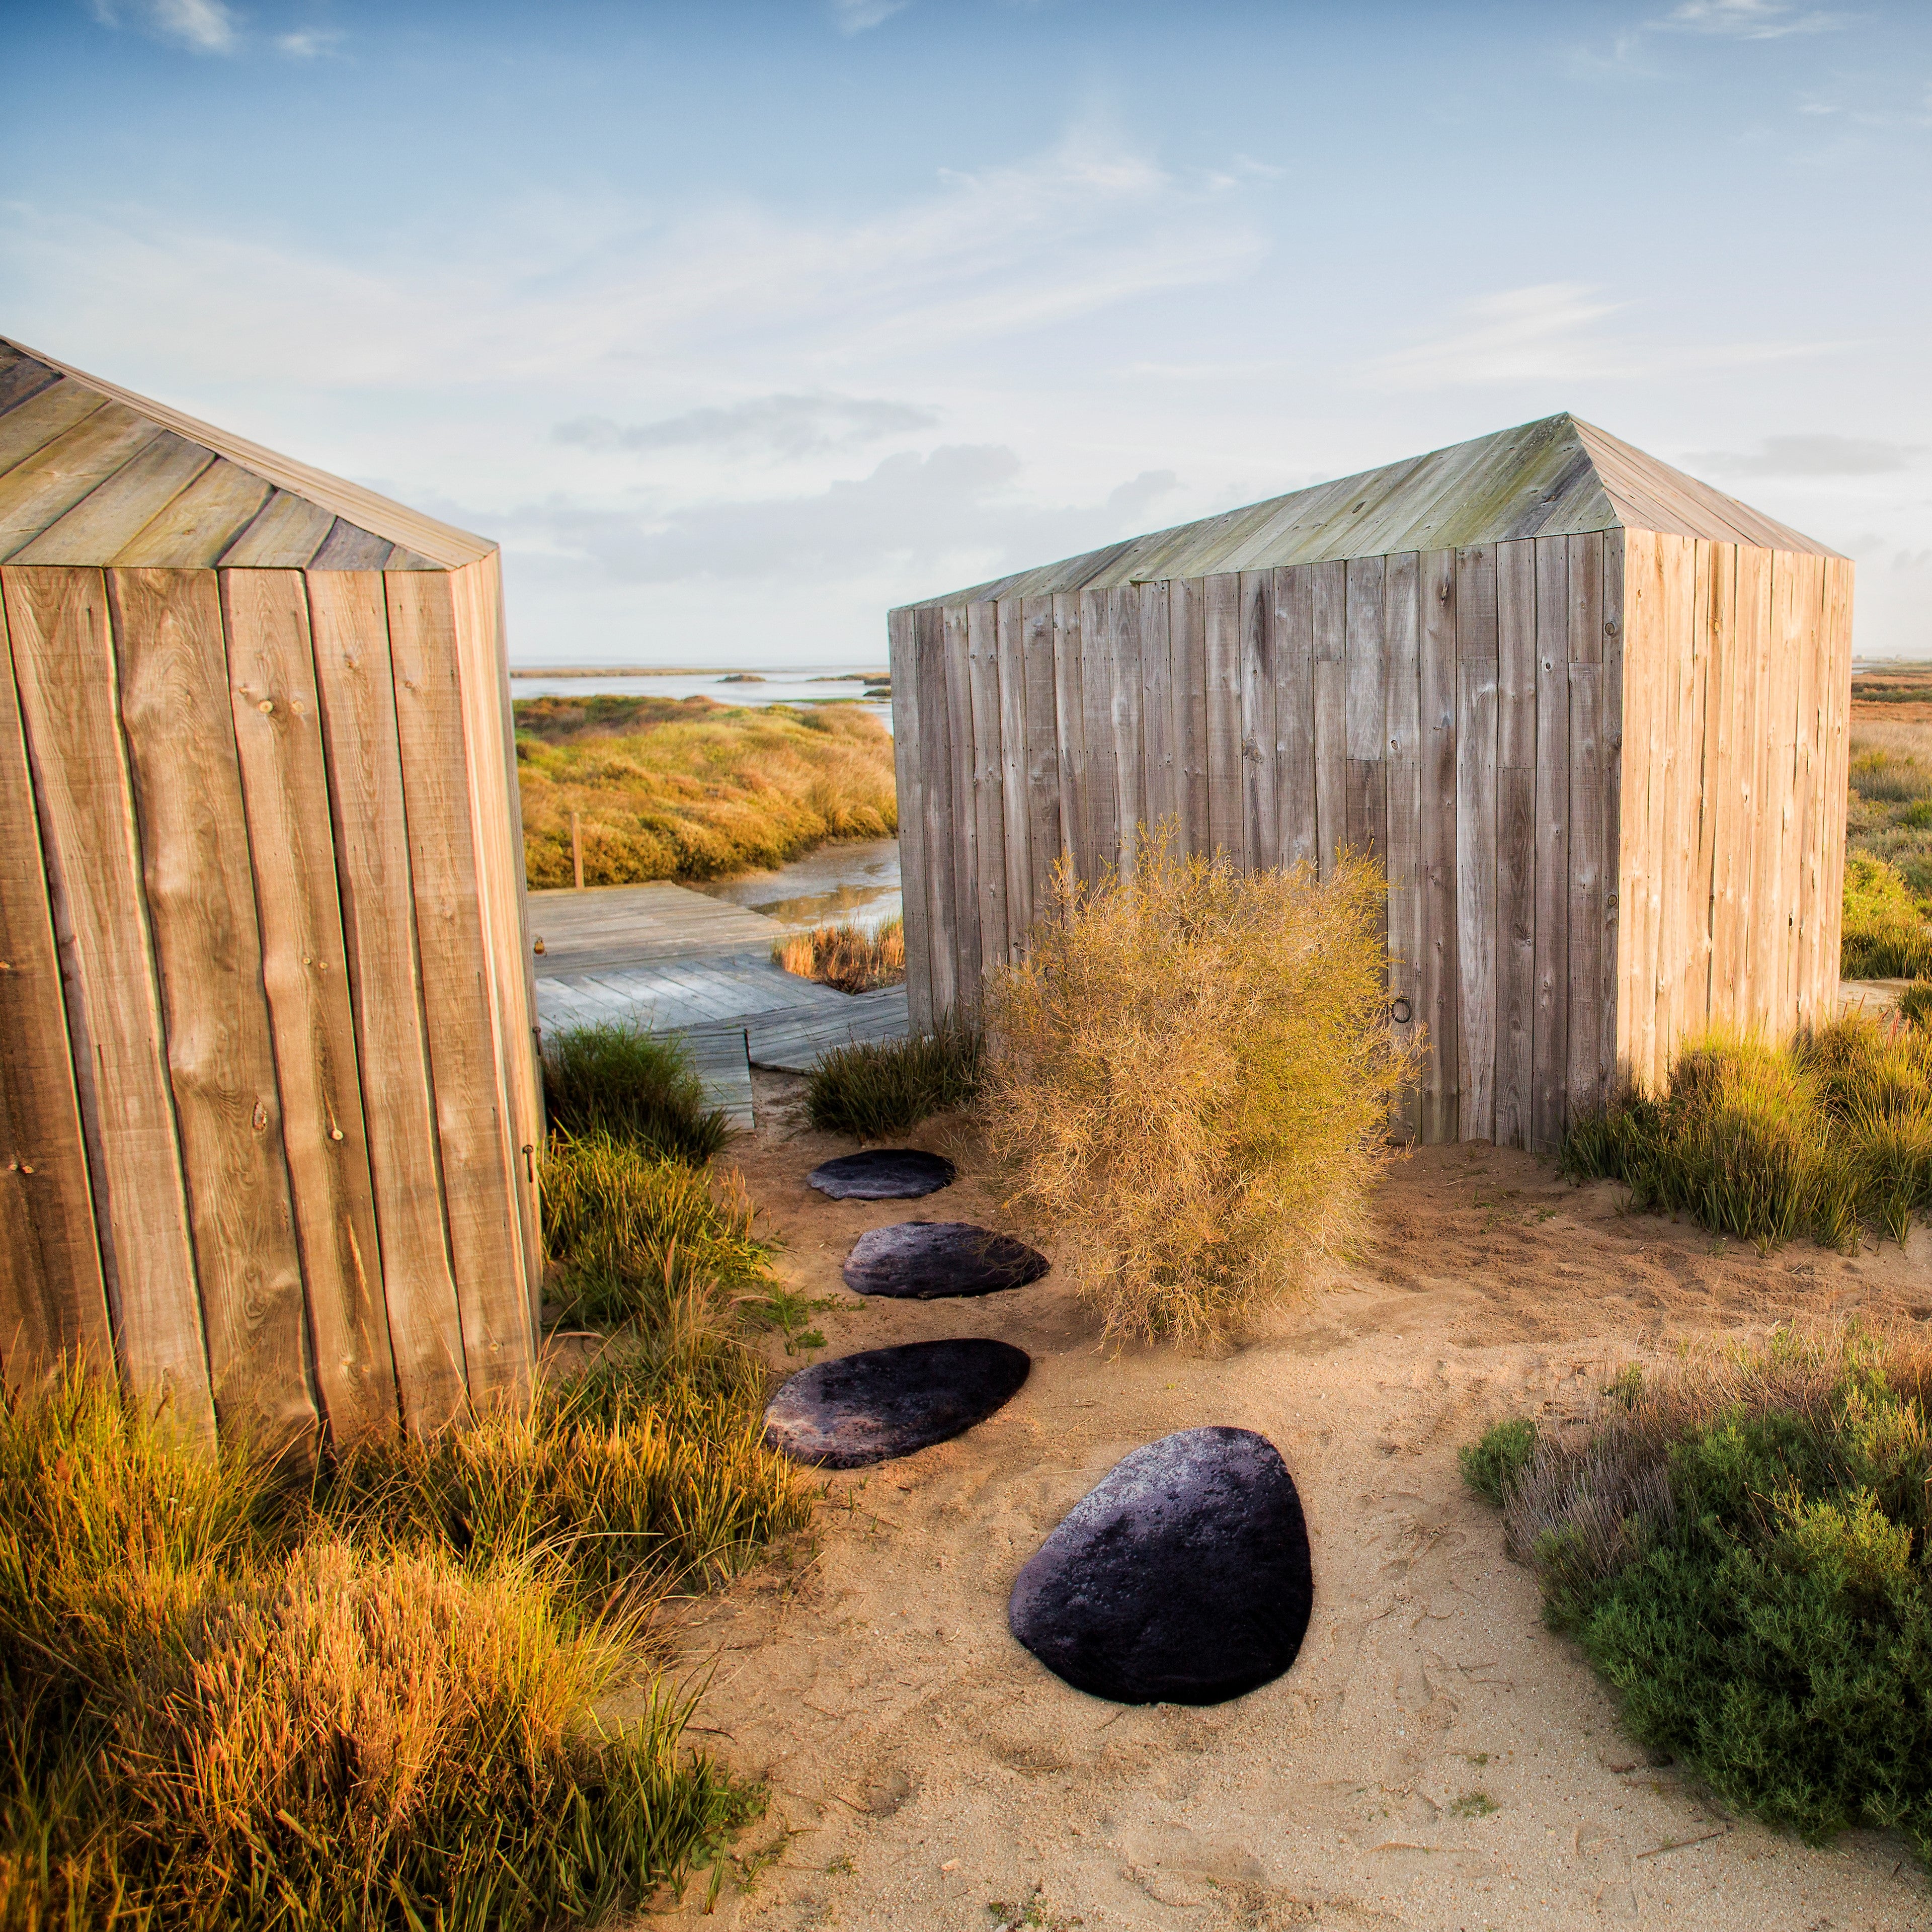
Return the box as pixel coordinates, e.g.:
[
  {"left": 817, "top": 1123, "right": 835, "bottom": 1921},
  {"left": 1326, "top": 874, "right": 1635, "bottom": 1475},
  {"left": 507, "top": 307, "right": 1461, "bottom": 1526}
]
[{"left": 529, "top": 882, "right": 909, "bottom": 1128}]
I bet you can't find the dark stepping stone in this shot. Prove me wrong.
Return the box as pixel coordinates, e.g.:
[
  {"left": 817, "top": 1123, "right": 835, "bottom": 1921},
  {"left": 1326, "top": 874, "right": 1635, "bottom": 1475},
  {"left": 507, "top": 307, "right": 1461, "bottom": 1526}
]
[
  {"left": 842, "top": 1221, "right": 1049, "bottom": 1299},
  {"left": 807, "top": 1149, "right": 956, "bottom": 1201},
  {"left": 1008, "top": 1426, "right": 1312, "bottom": 1706},
  {"left": 763, "top": 1339, "right": 1031, "bottom": 1468}
]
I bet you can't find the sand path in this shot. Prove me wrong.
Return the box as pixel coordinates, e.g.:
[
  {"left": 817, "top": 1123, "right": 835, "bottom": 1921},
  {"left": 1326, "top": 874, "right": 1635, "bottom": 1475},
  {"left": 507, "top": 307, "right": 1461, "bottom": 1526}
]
[{"left": 649, "top": 1083, "right": 1931, "bottom": 1931}]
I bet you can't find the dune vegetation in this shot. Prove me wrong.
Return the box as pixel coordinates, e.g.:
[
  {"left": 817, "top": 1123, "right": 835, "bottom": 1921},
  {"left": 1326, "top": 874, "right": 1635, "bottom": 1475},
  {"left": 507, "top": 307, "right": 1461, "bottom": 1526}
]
[
  {"left": 1464, "top": 1323, "right": 1932, "bottom": 1865},
  {"left": 515, "top": 695, "right": 896, "bottom": 889},
  {"left": 774, "top": 916, "right": 905, "bottom": 994},
  {"left": 1842, "top": 674, "right": 1932, "bottom": 979},
  {"left": 0, "top": 1028, "right": 814, "bottom": 1931}
]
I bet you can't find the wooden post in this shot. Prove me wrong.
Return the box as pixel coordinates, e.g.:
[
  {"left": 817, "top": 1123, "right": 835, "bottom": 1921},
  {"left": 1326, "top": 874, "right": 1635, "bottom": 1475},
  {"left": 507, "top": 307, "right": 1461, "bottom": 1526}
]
[{"left": 570, "top": 810, "right": 584, "bottom": 891}]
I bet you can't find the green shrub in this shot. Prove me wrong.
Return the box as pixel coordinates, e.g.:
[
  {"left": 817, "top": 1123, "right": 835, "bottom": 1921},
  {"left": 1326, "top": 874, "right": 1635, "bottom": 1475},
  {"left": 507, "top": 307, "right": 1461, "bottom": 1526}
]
[
  {"left": 981, "top": 831, "right": 1420, "bottom": 1345},
  {"left": 1465, "top": 1326, "right": 1932, "bottom": 1862},
  {"left": 1842, "top": 852, "right": 1932, "bottom": 980},
  {"left": 1460, "top": 1417, "right": 1538, "bottom": 1506},
  {"left": 804, "top": 1016, "right": 984, "bottom": 1139},
  {"left": 1560, "top": 1015, "right": 1932, "bottom": 1250},
  {"left": 543, "top": 1022, "right": 730, "bottom": 1163}
]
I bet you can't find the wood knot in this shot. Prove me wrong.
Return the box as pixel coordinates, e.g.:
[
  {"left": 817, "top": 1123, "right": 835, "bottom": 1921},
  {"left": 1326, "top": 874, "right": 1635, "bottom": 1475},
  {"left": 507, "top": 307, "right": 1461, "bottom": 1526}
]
[
  {"left": 257, "top": 699, "right": 275, "bottom": 714},
  {"left": 252, "top": 1100, "right": 269, "bottom": 1132}
]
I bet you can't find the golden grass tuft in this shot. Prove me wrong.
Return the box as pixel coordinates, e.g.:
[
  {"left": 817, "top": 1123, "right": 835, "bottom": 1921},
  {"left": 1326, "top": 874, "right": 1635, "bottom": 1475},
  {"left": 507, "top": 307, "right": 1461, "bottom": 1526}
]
[
  {"left": 980, "top": 830, "right": 1420, "bottom": 1346},
  {"left": 774, "top": 917, "right": 905, "bottom": 993},
  {"left": 515, "top": 696, "right": 896, "bottom": 888}
]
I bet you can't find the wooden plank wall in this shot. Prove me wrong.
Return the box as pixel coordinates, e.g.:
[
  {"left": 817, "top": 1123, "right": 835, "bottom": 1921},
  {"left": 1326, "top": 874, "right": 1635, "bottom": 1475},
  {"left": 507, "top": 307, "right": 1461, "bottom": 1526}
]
[
  {"left": 895, "top": 535, "right": 1851, "bottom": 1148},
  {"left": 0, "top": 557, "right": 537, "bottom": 1438}
]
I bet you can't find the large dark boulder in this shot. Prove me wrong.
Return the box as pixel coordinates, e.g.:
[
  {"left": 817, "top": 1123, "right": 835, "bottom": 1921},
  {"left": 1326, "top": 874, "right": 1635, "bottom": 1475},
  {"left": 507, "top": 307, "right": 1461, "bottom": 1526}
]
[
  {"left": 763, "top": 1338, "right": 1031, "bottom": 1468},
  {"left": 807, "top": 1149, "right": 956, "bottom": 1201},
  {"left": 842, "top": 1221, "right": 1049, "bottom": 1299},
  {"left": 1008, "top": 1426, "right": 1313, "bottom": 1706}
]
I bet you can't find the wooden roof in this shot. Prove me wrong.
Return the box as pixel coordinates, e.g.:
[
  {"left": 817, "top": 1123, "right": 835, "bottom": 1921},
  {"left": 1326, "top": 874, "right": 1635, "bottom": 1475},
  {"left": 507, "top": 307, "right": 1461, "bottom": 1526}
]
[
  {"left": 0, "top": 337, "right": 494, "bottom": 572},
  {"left": 906, "top": 413, "right": 1839, "bottom": 609}
]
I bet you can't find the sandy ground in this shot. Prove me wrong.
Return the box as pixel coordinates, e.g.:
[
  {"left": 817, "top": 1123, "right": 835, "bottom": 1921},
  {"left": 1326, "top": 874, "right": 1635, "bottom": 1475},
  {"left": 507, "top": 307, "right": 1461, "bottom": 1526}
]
[{"left": 643, "top": 1076, "right": 1932, "bottom": 1932}]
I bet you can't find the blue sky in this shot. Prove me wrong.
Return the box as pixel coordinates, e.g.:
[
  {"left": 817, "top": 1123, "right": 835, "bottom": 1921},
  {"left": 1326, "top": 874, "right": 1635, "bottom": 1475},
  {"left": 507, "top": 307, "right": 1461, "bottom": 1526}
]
[{"left": 5, "top": 0, "right": 1930, "bottom": 663}]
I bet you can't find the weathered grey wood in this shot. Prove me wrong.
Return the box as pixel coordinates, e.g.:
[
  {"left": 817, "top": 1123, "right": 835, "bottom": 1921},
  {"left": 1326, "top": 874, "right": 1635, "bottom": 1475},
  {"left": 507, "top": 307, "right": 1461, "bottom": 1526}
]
[
  {"left": 386, "top": 571, "right": 533, "bottom": 1404},
  {"left": 1079, "top": 588, "right": 1120, "bottom": 878},
  {"left": 1019, "top": 596, "right": 1062, "bottom": 908},
  {"left": 0, "top": 407, "right": 167, "bottom": 561},
  {"left": 915, "top": 606, "right": 958, "bottom": 1018},
  {"left": 109, "top": 567, "right": 318, "bottom": 1451},
  {"left": 16, "top": 434, "right": 215, "bottom": 565},
  {"left": 0, "top": 566, "right": 213, "bottom": 1437},
  {"left": 941, "top": 604, "right": 983, "bottom": 997},
  {"left": 1051, "top": 592, "right": 1086, "bottom": 882},
  {"left": 1417, "top": 549, "right": 1459, "bottom": 1143},
  {"left": 1531, "top": 537, "right": 1570, "bottom": 1152},
  {"left": 1238, "top": 570, "right": 1275, "bottom": 866},
  {"left": 218, "top": 491, "right": 336, "bottom": 569},
  {"left": 1455, "top": 543, "right": 1499, "bottom": 1141},
  {"left": 1600, "top": 530, "right": 1626, "bottom": 1099},
  {"left": 1138, "top": 580, "right": 1175, "bottom": 848},
  {"left": 115, "top": 460, "right": 274, "bottom": 569},
  {"left": 995, "top": 599, "right": 1031, "bottom": 952},
  {"left": 1382, "top": 552, "right": 1423, "bottom": 1136},
  {"left": 0, "top": 595, "right": 109, "bottom": 1381},
  {"left": 888, "top": 607, "right": 932, "bottom": 1030},
  {"left": 1173, "top": 576, "right": 1209, "bottom": 856},
  {"left": 1494, "top": 539, "right": 1537, "bottom": 1149},
  {"left": 1109, "top": 586, "right": 1144, "bottom": 877},
  {"left": 1203, "top": 573, "right": 1244, "bottom": 862},
  {"left": 1343, "top": 555, "right": 1387, "bottom": 857},
  {"left": 1312, "top": 559, "right": 1346, "bottom": 877},
  {"left": 965, "top": 602, "right": 1009, "bottom": 970},
  {"left": 1272, "top": 564, "right": 1317, "bottom": 869},
  {"left": 1618, "top": 530, "right": 1662, "bottom": 1091},
  {"left": 222, "top": 569, "right": 398, "bottom": 1443}
]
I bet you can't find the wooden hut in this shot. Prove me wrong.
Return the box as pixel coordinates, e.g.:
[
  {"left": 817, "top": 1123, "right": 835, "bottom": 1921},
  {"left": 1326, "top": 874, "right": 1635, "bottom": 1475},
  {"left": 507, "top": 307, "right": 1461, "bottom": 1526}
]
[
  {"left": 0, "top": 337, "right": 542, "bottom": 1448},
  {"left": 890, "top": 413, "right": 1854, "bottom": 1151}
]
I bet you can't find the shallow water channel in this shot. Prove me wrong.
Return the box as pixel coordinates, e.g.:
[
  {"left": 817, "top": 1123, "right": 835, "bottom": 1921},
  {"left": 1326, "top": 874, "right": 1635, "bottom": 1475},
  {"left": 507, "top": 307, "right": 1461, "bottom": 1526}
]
[{"left": 688, "top": 837, "right": 902, "bottom": 935}]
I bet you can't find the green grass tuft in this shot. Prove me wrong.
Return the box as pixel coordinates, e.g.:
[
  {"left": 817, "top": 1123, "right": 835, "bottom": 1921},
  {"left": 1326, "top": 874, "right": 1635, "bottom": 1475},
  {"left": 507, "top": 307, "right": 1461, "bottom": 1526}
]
[
  {"left": 1842, "top": 852, "right": 1932, "bottom": 980},
  {"left": 1460, "top": 1418, "right": 1538, "bottom": 1507},
  {"left": 804, "top": 1017, "right": 984, "bottom": 1139},
  {"left": 1465, "top": 1325, "right": 1932, "bottom": 1863},
  {"left": 543, "top": 1023, "right": 731, "bottom": 1164}
]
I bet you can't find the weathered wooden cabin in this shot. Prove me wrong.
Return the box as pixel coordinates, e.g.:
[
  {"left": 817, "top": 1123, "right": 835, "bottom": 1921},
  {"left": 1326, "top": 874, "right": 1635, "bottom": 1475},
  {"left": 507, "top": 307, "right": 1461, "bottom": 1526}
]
[
  {"left": 890, "top": 413, "right": 1853, "bottom": 1150},
  {"left": 0, "top": 338, "right": 542, "bottom": 1447}
]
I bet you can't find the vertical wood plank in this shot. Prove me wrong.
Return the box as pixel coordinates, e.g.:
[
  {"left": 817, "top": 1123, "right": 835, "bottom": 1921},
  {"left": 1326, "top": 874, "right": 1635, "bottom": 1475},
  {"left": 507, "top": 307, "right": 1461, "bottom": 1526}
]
[
  {"left": 1138, "top": 581, "right": 1175, "bottom": 853},
  {"left": 1816, "top": 558, "right": 1855, "bottom": 1019},
  {"left": 0, "top": 593, "right": 109, "bottom": 1381},
  {"left": 965, "top": 602, "right": 1009, "bottom": 971},
  {"left": 1111, "top": 586, "right": 1144, "bottom": 876},
  {"left": 1757, "top": 552, "right": 1803, "bottom": 1033},
  {"left": 1077, "top": 589, "right": 1118, "bottom": 880},
  {"left": 996, "top": 599, "right": 1032, "bottom": 953},
  {"left": 916, "top": 605, "right": 959, "bottom": 1017},
  {"left": 307, "top": 573, "right": 467, "bottom": 1429},
  {"left": 1653, "top": 536, "right": 1699, "bottom": 1077},
  {"left": 1173, "top": 578, "right": 1209, "bottom": 856},
  {"left": 1704, "top": 545, "right": 1743, "bottom": 1029},
  {"left": 1682, "top": 540, "right": 1718, "bottom": 1043},
  {"left": 1455, "top": 544, "right": 1500, "bottom": 1141},
  {"left": 1564, "top": 533, "right": 1604, "bottom": 1122},
  {"left": 1272, "top": 565, "right": 1317, "bottom": 870},
  {"left": 1788, "top": 553, "right": 1827, "bottom": 1025},
  {"left": 888, "top": 607, "right": 932, "bottom": 1029},
  {"left": 1418, "top": 548, "right": 1460, "bottom": 1143},
  {"left": 222, "top": 570, "right": 398, "bottom": 1442},
  {"left": 1312, "top": 560, "right": 1347, "bottom": 879},
  {"left": 1735, "top": 545, "right": 1775, "bottom": 1030},
  {"left": 1531, "top": 538, "right": 1570, "bottom": 1152},
  {"left": 1600, "top": 531, "right": 1626, "bottom": 1099},
  {"left": 1343, "top": 555, "right": 1388, "bottom": 863},
  {"left": 1204, "top": 573, "right": 1245, "bottom": 863},
  {"left": 1615, "top": 532, "right": 1661, "bottom": 1091},
  {"left": 1020, "top": 596, "right": 1062, "bottom": 910},
  {"left": 1, "top": 567, "right": 213, "bottom": 1436},
  {"left": 941, "top": 604, "right": 983, "bottom": 998},
  {"left": 1051, "top": 593, "right": 1087, "bottom": 883},
  {"left": 109, "top": 567, "right": 317, "bottom": 1450},
  {"left": 1495, "top": 540, "right": 1537, "bottom": 1150},
  {"left": 1383, "top": 552, "right": 1423, "bottom": 1137},
  {"left": 387, "top": 571, "right": 533, "bottom": 1404},
  {"left": 1239, "top": 570, "right": 1276, "bottom": 867}
]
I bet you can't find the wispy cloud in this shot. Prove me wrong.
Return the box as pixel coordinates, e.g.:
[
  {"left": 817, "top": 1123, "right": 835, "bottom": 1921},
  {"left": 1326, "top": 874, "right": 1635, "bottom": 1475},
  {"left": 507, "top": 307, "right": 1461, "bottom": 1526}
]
[
  {"left": 831, "top": 0, "right": 908, "bottom": 33},
  {"left": 1686, "top": 433, "right": 1925, "bottom": 475},
  {"left": 556, "top": 393, "right": 938, "bottom": 460},
  {"left": 89, "top": 0, "right": 240, "bottom": 54},
  {"left": 275, "top": 28, "right": 341, "bottom": 58},
  {"left": 1654, "top": 0, "right": 1855, "bottom": 39},
  {"left": 1362, "top": 281, "right": 1831, "bottom": 389}
]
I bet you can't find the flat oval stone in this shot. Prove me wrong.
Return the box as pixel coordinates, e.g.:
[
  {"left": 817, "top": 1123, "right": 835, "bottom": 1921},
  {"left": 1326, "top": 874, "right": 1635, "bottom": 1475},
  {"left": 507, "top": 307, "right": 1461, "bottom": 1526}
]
[
  {"left": 763, "top": 1339, "right": 1031, "bottom": 1468},
  {"left": 807, "top": 1149, "right": 956, "bottom": 1201},
  {"left": 1008, "top": 1426, "right": 1312, "bottom": 1706},
  {"left": 842, "top": 1221, "right": 1049, "bottom": 1299}
]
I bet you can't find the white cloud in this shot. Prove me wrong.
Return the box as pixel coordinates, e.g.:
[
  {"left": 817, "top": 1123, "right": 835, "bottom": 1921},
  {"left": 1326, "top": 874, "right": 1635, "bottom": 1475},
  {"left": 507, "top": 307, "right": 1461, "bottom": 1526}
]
[
  {"left": 90, "top": 0, "right": 242, "bottom": 53},
  {"left": 1687, "top": 433, "right": 1925, "bottom": 475},
  {"left": 1361, "top": 282, "right": 1831, "bottom": 390},
  {"left": 1654, "top": 0, "right": 1854, "bottom": 38},
  {"left": 275, "top": 28, "right": 341, "bottom": 58},
  {"left": 555, "top": 393, "right": 939, "bottom": 459},
  {"left": 831, "top": 0, "right": 908, "bottom": 32}
]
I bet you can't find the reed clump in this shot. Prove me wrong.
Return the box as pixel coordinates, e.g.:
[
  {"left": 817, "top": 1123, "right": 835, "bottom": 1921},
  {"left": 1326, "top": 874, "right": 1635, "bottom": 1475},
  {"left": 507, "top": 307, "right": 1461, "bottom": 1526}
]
[
  {"left": 542, "top": 1022, "right": 731, "bottom": 1164},
  {"left": 774, "top": 917, "right": 905, "bottom": 993},
  {"left": 1560, "top": 1013, "right": 1932, "bottom": 1250},
  {"left": 981, "top": 832, "right": 1420, "bottom": 1346},
  {"left": 516, "top": 696, "right": 896, "bottom": 888},
  {"left": 1841, "top": 851, "right": 1932, "bottom": 980},
  {"left": 1463, "top": 1323, "right": 1932, "bottom": 1863},
  {"left": 804, "top": 1017, "right": 983, "bottom": 1139}
]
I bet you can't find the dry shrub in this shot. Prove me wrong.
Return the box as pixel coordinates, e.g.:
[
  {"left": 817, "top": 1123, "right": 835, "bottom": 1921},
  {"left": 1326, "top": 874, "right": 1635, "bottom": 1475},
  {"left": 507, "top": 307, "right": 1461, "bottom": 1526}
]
[
  {"left": 982, "top": 830, "right": 1419, "bottom": 1345},
  {"left": 774, "top": 917, "right": 905, "bottom": 993}
]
